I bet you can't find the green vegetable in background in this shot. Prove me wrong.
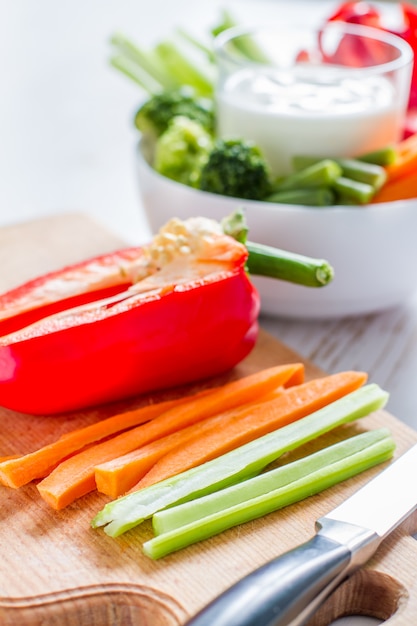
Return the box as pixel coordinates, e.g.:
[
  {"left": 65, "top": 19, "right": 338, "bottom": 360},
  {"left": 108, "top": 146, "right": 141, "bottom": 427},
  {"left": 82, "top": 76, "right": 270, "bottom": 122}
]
[
  {"left": 109, "top": 17, "right": 276, "bottom": 201},
  {"left": 265, "top": 187, "right": 336, "bottom": 206},
  {"left": 272, "top": 160, "right": 343, "bottom": 192},
  {"left": 333, "top": 177, "right": 376, "bottom": 205},
  {"left": 154, "top": 115, "right": 213, "bottom": 187},
  {"left": 134, "top": 87, "right": 215, "bottom": 138},
  {"left": 210, "top": 9, "right": 271, "bottom": 63},
  {"left": 292, "top": 156, "right": 387, "bottom": 191},
  {"left": 109, "top": 14, "right": 396, "bottom": 207},
  {"left": 110, "top": 9, "right": 268, "bottom": 97},
  {"left": 152, "top": 39, "right": 214, "bottom": 98},
  {"left": 110, "top": 29, "right": 214, "bottom": 97},
  {"left": 199, "top": 139, "right": 272, "bottom": 200},
  {"left": 356, "top": 145, "right": 397, "bottom": 166}
]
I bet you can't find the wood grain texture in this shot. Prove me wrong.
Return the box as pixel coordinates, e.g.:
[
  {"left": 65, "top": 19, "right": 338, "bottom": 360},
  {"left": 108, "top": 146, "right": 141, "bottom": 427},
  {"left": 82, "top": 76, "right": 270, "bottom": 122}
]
[{"left": 0, "top": 214, "right": 417, "bottom": 626}]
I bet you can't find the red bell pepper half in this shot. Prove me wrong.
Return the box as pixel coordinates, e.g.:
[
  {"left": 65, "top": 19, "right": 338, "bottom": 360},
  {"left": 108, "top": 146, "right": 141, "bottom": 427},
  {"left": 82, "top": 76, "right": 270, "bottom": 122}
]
[
  {"left": 0, "top": 212, "right": 334, "bottom": 416},
  {"left": 0, "top": 218, "right": 259, "bottom": 415}
]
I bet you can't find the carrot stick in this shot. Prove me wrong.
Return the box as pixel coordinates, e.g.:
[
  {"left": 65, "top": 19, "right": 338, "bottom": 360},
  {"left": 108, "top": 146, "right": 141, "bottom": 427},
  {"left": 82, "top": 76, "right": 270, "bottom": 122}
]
[
  {"left": 95, "top": 389, "right": 284, "bottom": 498},
  {"left": 35, "top": 363, "right": 305, "bottom": 509},
  {"left": 94, "top": 410, "right": 255, "bottom": 498},
  {"left": 0, "top": 395, "right": 193, "bottom": 488},
  {"left": 94, "top": 428, "right": 200, "bottom": 498},
  {"left": 133, "top": 370, "right": 367, "bottom": 491},
  {"left": 384, "top": 133, "right": 417, "bottom": 182},
  {"left": 372, "top": 170, "right": 417, "bottom": 203},
  {"left": 2, "top": 364, "right": 302, "bottom": 490},
  {"left": 396, "top": 132, "right": 417, "bottom": 156}
]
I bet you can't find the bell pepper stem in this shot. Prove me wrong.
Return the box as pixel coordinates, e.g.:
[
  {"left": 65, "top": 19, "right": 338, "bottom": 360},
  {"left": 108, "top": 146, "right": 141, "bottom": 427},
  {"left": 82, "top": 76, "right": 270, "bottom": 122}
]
[
  {"left": 221, "top": 210, "right": 334, "bottom": 288},
  {"left": 246, "top": 242, "right": 334, "bottom": 288}
]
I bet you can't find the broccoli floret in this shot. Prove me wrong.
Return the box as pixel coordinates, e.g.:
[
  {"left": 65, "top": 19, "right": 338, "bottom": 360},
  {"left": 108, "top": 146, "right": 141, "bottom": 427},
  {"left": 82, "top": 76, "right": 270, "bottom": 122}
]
[
  {"left": 154, "top": 116, "right": 213, "bottom": 188},
  {"left": 199, "top": 139, "right": 272, "bottom": 200},
  {"left": 134, "top": 87, "right": 214, "bottom": 139}
]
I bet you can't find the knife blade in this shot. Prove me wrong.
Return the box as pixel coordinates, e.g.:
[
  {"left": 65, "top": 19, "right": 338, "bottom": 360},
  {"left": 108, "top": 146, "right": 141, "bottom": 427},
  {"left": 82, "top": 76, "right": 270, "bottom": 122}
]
[{"left": 184, "top": 443, "right": 417, "bottom": 626}]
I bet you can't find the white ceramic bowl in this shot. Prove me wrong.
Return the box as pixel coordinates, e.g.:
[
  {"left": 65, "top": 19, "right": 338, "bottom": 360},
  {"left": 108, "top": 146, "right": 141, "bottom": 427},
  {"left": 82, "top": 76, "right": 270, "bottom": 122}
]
[{"left": 136, "top": 139, "right": 417, "bottom": 319}]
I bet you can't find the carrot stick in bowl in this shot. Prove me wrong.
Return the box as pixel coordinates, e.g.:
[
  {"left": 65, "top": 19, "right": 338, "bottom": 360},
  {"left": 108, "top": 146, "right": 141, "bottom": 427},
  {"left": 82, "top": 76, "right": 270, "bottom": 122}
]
[
  {"left": 384, "top": 133, "right": 417, "bottom": 182},
  {"left": 372, "top": 170, "right": 417, "bottom": 203}
]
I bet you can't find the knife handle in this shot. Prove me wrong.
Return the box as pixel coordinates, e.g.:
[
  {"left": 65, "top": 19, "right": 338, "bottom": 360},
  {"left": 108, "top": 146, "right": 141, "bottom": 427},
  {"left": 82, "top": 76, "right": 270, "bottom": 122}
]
[{"left": 184, "top": 534, "right": 351, "bottom": 626}]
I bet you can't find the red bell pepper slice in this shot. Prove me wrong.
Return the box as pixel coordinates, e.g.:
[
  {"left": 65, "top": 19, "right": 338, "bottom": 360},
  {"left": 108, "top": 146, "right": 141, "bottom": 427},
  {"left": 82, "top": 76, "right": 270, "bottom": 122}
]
[
  {"left": 326, "top": 1, "right": 382, "bottom": 27},
  {"left": 322, "top": 1, "right": 396, "bottom": 68},
  {"left": 397, "top": 3, "right": 417, "bottom": 110},
  {"left": 320, "top": 1, "right": 383, "bottom": 67},
  {"left": 324, "top": 1, "right": 417, "bottom": 114},
  {"left": 0, "top": 220, "right": 259, "bottom": 415}
]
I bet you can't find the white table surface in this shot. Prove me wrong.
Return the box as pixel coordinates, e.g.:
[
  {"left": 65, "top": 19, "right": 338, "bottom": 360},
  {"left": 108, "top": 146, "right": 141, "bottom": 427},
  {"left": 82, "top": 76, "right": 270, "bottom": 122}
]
[{"left": 0, "top": 1, "right": 413, "bottom": 624}]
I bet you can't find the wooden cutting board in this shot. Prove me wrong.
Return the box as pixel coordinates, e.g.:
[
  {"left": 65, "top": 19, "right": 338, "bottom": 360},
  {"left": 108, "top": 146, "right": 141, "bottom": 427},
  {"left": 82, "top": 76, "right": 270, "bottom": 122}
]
[{"left": 1, "top": 213, "right": 417, "bottom": 626}]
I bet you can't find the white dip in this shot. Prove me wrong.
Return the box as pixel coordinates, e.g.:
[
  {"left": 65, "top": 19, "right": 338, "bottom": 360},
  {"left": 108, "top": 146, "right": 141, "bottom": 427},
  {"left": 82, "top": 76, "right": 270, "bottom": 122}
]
[{"left": 216, "top": 65, "right": 402, "bottom": 175}]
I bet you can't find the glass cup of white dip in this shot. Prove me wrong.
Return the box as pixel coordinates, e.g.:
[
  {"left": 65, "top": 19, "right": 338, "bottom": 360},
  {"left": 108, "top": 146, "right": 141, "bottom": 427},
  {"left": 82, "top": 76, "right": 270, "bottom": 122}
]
[{"left": 214, "top": 22, "right": 413, "bottom": 177}]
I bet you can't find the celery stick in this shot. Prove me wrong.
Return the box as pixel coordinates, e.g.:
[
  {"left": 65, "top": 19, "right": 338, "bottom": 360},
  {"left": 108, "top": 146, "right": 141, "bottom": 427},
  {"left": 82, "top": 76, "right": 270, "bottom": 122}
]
[
  {"left": 333, "top": 176, "right": 376, "bottom": 204},
  {"left": 292, "top": 155, "right": 331, "bottom": 171},
  {"left": 211, "top": 8, "right": 238, "bottom": 37},
  {"left": 152, "top": 428, "right": 392, "bottom": 534},
  {"left": 176, "top": 27, "right": 216, "bottom": 63},
  {"left": 333, "top": 159, "right": 386, "bottom": 190},
  {"left": 273, "top": 160, "right": 342, "bottom": 191},
  {"left": 154, "top": 40, "right": 214, "bottom": 97},
  {"left": 292, "top": 156, "right": 386, "bottom": 190},
  {"left": 335, "top": 194, "right": 361, "bottom": 207},
  {"left": 265, "top": 187, "right": 336, "bottom": 206},
  {"left": 358, "top": 145, "right": 397, "bottom": 166},
  {"left": 110, "top": 33, "right": 177, "bottom": 91},
  {"left": 211, "top": 10, "right": 271, "bottom": 63},
  {"left": 144, "top": 430, "right": 394, "bottom": 559},
  {"left": 109, "top": 56, "right": 164, "bottom": 94},
  {"left": 229, "top": 32, "right": 271, "bottom": 64},
  {"left": 91, "top": 384, "right": 388, "bottom": 537}
]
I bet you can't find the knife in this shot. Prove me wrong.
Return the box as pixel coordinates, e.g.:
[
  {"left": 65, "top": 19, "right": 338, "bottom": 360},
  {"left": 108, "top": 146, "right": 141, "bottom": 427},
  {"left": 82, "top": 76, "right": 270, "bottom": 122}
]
[{"left": 184, "top": 443, "right": 417, "bottom": 626}]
